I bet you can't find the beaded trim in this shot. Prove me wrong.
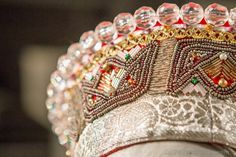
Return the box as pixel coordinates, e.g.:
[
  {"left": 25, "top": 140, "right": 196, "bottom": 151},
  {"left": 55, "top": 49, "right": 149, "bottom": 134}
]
[
  {"left": 82, "top": 42, "right": 159, "bottom": 121},
  {"left": 82, "top": 36, "right": 236, "bottom": 121},
  {"left": 79, "top": 27, "right": 236, "bottom": 82},
  {"left": 167, "top": 38, "right": 236, "bottom": 99}
]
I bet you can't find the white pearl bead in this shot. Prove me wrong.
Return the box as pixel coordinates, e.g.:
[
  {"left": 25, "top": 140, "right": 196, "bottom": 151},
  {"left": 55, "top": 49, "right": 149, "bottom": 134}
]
[
  {"left": 157, "top": 3, "right": 179, "bottom": 25},
  {"left": 95, "top": 21, "right": 118, "bottom": 43},
  {"left": 219, "top": 53, "right": 228, "bottom": 60},
  {"left": 114, "top": 12, "right": 136, "bottom": 34},
  {"left": 181, "top": 2, "right": 204, "bottom": 25},
  {"left": 205, "top": 3, "right": 229, "bottom": 26},
  {"left": 134, "top": 6, "right": 157, "bottom": 29}
]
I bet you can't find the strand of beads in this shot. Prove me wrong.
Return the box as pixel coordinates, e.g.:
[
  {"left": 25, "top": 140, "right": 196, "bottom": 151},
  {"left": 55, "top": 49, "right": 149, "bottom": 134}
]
[{"left": 53, "top": 3, "right": 236, "bottom": 90}]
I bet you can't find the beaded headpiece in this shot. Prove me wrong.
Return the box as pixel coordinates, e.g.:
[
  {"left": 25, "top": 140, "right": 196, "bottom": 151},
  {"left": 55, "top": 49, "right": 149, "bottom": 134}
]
[{"left": 46, "top": 2, "right": 236, "bottom": 157}]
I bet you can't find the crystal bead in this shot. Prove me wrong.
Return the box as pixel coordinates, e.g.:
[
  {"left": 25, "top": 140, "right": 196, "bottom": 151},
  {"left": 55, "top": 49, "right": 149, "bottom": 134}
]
[
  {"left": 93, "top": 41, "right": 102, "bottom": 52},
  {"left": 62, "top": 103, "right": 70, "bottom": 112},
  {"left": 57, "top": 55, "right": 74, "bottom": 75},
  {"left": 47, "top": 112, "right": 54, "bottom": 123},
  {"left": 59, "top": 134, "right": 68, "bottom": 145},
  {"left": 50, "top": 71, "right": 66, "bottom": 91},
  {"left": 63, "top": 129, "right": 70, "bottom": 136},
  {"left": 48, "top": 112, "right": 59, "bottom": 124},
  {"left": 81, "top": 54, "right": 90, "bottom": 65},
  {"left": 79, "top": 31, "right": 102, "bottom": 52},
  {"left": 67, "top": 43, "right": 82, "bottom": 60},
  {"left": 54, "top": 126, "right": 63, "bottom": 135},
  {"left": 95, "top": 21, "right": 118, "bottom": 43},
  {"left": 205, "top": 3, "right": 229, "bottom": 26},
  {"left": 114, "top": 13, "right": 136, "bottom": 34},
  {"left": 181, "top": 2, "right": 204, "bottom": 25},
  {"left": 46, "top": 98, "right": 56, "bottom": 110},
  {"left": 80, "top": 31, "right": 97, "bottom": 49},
  {"left": 157, "top": 3, "right": 179, "bottom": 25},
  {"left": 134, "top": 6, "right": 157, "bottom": 29},
  {"left": 229, "top": 8, "right": 236, "bottom": 30},
  {"left": 47, "top": 84, "right": 57, "bottom": 97}
]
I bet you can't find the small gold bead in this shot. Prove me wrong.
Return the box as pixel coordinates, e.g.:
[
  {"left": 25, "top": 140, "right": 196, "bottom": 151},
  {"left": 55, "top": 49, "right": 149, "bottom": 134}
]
[
  {"left": 218, "top": 78, "right": 228, "bottom": 88},
  {"left": 66, "top": 150, "right": 71, "bottom": 156},
  {"left": 205, "top": 24, "right": 213, "bottom": 31}
]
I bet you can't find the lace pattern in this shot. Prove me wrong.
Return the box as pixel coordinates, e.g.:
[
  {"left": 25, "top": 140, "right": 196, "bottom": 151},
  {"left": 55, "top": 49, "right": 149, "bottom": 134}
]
[{"left": 75, "top": 93, "right": 236, "bottom": 157}]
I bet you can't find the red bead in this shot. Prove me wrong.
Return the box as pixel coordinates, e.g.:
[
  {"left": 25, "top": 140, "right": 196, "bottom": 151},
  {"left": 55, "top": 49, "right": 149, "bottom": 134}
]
[
  {"left": 199, "top": 18, "right": 207, "bottom": 24},
  {"left": 227, "top": 79, "right": 234, "bottom": 86},
  {"left": 223, "top": 21, "right": 230, "bottom": 27},
  {"left": 176, "top": 18, "right": 184, "bottom": 24},
  {"left": 126, "top": 75, "right": 131, "bottom": 80},
  {"left": 154, "top": 21, "right": 162, "bottom": 26},
  {"left": 92, "top": 95, "right": 97, "bottom": 101},
  {"left": 100, "top": 69, "right": 106, "bottom": 74},
  {"left": 110, "top": 65, "right": 116, "bottom": 70},
  {"left": 212, "top": 76, "right": 220, "bottom": 84}
]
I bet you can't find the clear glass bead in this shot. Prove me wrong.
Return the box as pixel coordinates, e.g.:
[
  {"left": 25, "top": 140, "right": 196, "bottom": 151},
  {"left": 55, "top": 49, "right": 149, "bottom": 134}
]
[
  {"left": 205, "top": 3, "right": 229, "bottom": 26},
  {"left": 80, "top": 30, "right": 101, "bottom": 50},
  {"left": 67, "top": 116, "right": 79, "bottom": 131},
  {"left": 95, "top": 21, "right": 118, "bottom": 43},
  {"left": 67, "top": 43, "right": 82, "bottom": 60},
  {"left": 59, "top": 134, "right": 68, "bottom": 145},
  {"left": 157, "top": 3, "right": 179, "bottom": 25},
  {"left": 114, "top": 13, "right": 136, "bottom": 34},
  {"left": 50, "top": 71, "right": 66, "bottom": 91},
  {"left": 53, "top": 126, "right": 63, "bottom": 135},
  {"left": 46, "top": 98, "right": 56, "bottom": 110},
  {"left": 47, "top": 84, "right": 57, "bottom": 97},
  {"left": 80, "top": 31, "right": 96, "bottom": 49},
  {"left": 61, "top": 103, "right": 71, "bottom": 112},
  {"left": 48, "top": 111, "right": 60, "bottom": 124},
  {"left": 181, "top": 2, "right": 204, "bottom": 25},
  {"left": 229, "top": 8, "right": 236, "bottom": 30},
  {"left": 57, "top": 55, "right": 74, "bottom": 75},
  {"left": 134, "top": 6, "right": 157, "bottom": 29},
  {"left": 81, "top": 54, "right": 90, "bottom": 65}
]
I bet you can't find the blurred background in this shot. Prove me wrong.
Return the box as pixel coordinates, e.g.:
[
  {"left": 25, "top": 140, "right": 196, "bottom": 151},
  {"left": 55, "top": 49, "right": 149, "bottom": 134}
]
[{"left": 0, "top": 0, "right": 235, "bottom": 157}]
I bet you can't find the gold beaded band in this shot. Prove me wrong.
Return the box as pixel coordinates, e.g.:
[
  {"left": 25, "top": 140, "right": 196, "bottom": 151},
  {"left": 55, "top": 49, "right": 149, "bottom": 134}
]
[{"left": 78, "top": 27, "right": 236, "bottom": 81}]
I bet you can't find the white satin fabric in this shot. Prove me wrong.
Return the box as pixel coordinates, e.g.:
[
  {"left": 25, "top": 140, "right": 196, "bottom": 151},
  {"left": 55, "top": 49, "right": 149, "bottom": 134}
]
[{"left": 109, "top": 141, "right": 226, "bottom": 157}]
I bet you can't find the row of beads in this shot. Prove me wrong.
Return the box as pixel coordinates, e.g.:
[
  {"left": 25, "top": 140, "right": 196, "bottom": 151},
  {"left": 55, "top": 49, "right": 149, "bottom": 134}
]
[
  {"left": 50, "top": 2, "right": 236, "bottom": 93},
  {"left": 49, "top": 27, "right": 236, "bottom": 97}
]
